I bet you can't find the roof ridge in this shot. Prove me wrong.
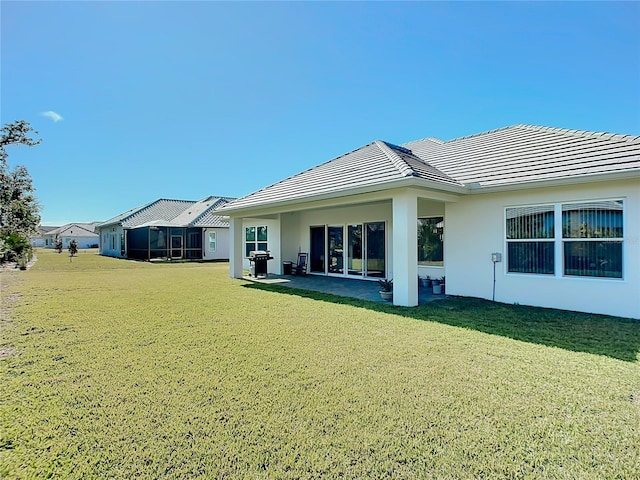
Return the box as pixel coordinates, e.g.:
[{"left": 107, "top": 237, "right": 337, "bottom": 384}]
[
  {"left": 435, "top": 124, "right": 640, "bottom": 144},
  {"left": 50, "top": 223, "right": 99, "bottom": 235},
  {"left": 119, "top": 198, "right": 194, "bottom": 224},
  {"left": 375, "top": 140, "right": 415, "bottom": 177},
  {"left": 514, "top": 124, "right": 640, "bottom": 144},
  {"left": 190, "top": 197, "right": 229, "bottom": 224},
  {"left": 403, "top": 137, "right": 444, "bottom": 145}
]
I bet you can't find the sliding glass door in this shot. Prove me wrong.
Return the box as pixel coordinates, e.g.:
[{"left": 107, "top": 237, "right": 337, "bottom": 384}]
[
  {"left": 348, "top": 224, "right": 363, "bottom": 276},
  {"left": 328, "top": 226, "right": 344, "bottom": 274},
  {"left": 309, "top": 222, "right": 385, "bottom": 278},
  {"left": 310, "top": 226, "right": 325, "bottom": 273},
  {"left": 365, "top": 222, "right": 385, "bottom": 278}
]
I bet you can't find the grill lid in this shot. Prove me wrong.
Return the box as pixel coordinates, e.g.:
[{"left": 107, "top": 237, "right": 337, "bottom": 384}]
[{"left": 249, "top": 250, "right": 271, "bottom": 258}]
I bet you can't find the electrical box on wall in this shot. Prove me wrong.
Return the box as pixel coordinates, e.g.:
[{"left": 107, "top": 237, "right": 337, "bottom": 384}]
[{"left": 491, "top": 252, "right": 502, "bottom": 263}]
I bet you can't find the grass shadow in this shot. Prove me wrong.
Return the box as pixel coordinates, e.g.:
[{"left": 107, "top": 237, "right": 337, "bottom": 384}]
[{"left": 243, "top": 283, "right": 640, "bottom": 362}]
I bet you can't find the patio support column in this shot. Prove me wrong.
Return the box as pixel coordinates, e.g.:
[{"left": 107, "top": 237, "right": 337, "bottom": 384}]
[
  {"left": 229, "top": 216, "right": 244, "bottom": 279},
  {"left": 392, "top": 190, "right": 418, "bottom": 306}
]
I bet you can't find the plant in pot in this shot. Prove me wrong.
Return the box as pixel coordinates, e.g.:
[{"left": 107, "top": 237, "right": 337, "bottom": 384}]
[
  {"left": 432, "top": 277, "right": 443, "bottom": 295},
  {"left": 378, "top": 278, "right": 393, "bottom": 301}
]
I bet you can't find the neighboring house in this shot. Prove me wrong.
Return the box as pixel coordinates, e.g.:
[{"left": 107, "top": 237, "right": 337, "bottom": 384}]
[
  {"left": 30, "top": 225, "right": 59, "bottom": 247},
  {"left": 219, "top": 124, "right": 640, "bottom": 319},
  {"left": 42, "top": 223, "right": 101, "bottom": 249},
  {"left": 96, "top": 196, "right": 234, "bottom": 261}
]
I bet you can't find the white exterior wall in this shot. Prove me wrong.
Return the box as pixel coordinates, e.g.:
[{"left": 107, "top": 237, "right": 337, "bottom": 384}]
[
  {"left": 66, "top": 236, "right": 98, "bottom": 249},
  {"left": 31, "top": 237, "right": 46, "bottom": 248},
  {"left": 392, "top": 191, "right": 419, "bottom": 305},
  {"left": 203, "top": 227, "right": 230, "bottom": 260},
  {"left": 98, "top": 225, "right": 125, "bottom": 258},
  {"left": 281, "top": 212, "right": 301, "bottom": 269},
  {"left": 43, "top": 235, "right": 98, "bottom": 249},
  {"left": 229, "top": 218, "right": 243, "bottom": 278},
  {"left": 446, "top": 179, "right": 640, "bottom": 319},
  {"left": 241, "top": 218, "right": 281, "bottom": 274}
]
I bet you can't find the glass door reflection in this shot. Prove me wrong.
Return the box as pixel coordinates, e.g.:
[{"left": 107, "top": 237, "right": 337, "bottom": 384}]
[
  {"left": 328, "top": 226, "right": 344, "bottom": 274},
  {"left": 365, "top": 222, "right": 385, "bottom": 278},
  {"left": 348, "top": 224, "right": 363, "bottom": 276}
]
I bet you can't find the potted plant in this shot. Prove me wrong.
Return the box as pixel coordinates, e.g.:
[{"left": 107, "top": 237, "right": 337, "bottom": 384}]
[
  {"left": 432, "top": 277, "right": 443, "bottom": 295},
  {"left": 421, "top": 275, "right": 432, "bottom": 289},
  {"left": 378, "top": 278, "right": 393, "bottom": 301}
]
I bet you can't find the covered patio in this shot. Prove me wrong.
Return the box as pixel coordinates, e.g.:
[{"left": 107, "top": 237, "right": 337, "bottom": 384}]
[{"left": 242, "top": 273, "right": 447, "bottom": 304}]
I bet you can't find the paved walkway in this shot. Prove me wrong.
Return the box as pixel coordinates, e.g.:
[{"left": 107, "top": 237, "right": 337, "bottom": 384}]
[{"left": 243, "top": 273, "right": 446, "bottom": 305}]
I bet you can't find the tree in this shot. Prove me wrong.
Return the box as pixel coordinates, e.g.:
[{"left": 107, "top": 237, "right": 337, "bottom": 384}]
[
  {"left": 0, "top": 120, "right": 42, "bottom": 262},
  {"left": 2, "top": 165, "right": 41, "bottom": 236},
  {"left": 68, "top": 239, "right": 78, "bottom": 257}
]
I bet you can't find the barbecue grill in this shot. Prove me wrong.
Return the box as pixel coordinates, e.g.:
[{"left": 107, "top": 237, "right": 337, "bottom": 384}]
[{"left": 248, "top": 250, "right": 273, "bottom": 278}]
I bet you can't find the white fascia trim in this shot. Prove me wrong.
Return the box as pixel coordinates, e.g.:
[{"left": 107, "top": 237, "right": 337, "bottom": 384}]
[
  {"left": 221, "top": 178, "right": 467, "bottom": 216},
  {"left": 466, "top": 170, "right": 640, "bottom": 194},
  {"left": 97, "top": 222, "right": 123, "bottom": 230}
]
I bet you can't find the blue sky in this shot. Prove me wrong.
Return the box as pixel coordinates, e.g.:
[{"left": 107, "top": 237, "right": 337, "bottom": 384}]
[{"left": 2, "top": 1, "right": 639, "bottom": 226}]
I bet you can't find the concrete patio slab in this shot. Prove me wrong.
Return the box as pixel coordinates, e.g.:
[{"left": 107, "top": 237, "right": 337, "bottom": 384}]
[{"left": 242, "top": 274, "right": 447, "bottom": 305}]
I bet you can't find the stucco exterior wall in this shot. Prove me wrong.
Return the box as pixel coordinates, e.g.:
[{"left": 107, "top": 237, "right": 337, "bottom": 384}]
[
  {"left": 445, "top": 178, "right": 640, "bottom": 319},
  {"left": 203, "top": 227, "right": 230, "bottom": 260},
  {"left": 98, "top": 225, "right": 125, "bottom": 258},
  {"left": 241, "top": 218, "right": 281, "bottom": 273},
  {"left": 280, "top": 212, "right": 300, "bottom": 270},
  {"left": 43, "top": 235, "right": 98, "bottom": 249},
  {"left": 31, "top": 237, "right": 46, "bottom": 248}
]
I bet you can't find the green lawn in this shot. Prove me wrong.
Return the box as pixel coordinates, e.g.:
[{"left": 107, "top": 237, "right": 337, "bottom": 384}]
[{"left": 1, "top": 249, "right": 639, "bottom": 479}]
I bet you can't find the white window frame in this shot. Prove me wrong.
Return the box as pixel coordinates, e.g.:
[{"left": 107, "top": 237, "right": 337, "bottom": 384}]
[
  {"left": 561, "top": 199, "right": 624, "bottom": 279},
  {"left": 244, "top": 225, "right": 268, "bottom": 258},
  {"left": 208, "top": 231, "right": 217, "bottom": 252},
  {"left": 417, "top": 216, "right": 444, "bottom": 267},
  {"left": 505, "top": 198, "right": 625, "bottom": 280},
  {"left": 505, "top": 204, "right": 555, "bottom": 275}
]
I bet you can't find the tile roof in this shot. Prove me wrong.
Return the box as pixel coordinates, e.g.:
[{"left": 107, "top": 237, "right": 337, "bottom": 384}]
[
  {"left": 222, "top": 124, "right": 640, "bottom": 212},
  {"left": 171, "top": 196, "right": 233, "bottom": 227},
  {"left": 405, "top": 124, "right": 640, "bottom": 188},
  {"left": 221, "top": 141, "right": 462, "bottom": 211},
  {"left": 38, "top": 225, "right": 60, "bottom": 235},
  {"left": 97, "top": 196, "right": 234, "bottom": 229},
  {"left": 45, "top": 223, "right": 100, "bottom": 237}
]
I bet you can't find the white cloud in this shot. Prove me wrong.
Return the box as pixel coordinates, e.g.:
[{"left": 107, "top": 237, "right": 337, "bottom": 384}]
[{"left": 41, "top": 110, "right": 64, "bottom": 122}]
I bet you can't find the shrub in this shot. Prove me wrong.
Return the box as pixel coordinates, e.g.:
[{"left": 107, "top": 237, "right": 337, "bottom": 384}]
[{"left": 2, "top": 232, "right": 31, "bottom": 262}]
